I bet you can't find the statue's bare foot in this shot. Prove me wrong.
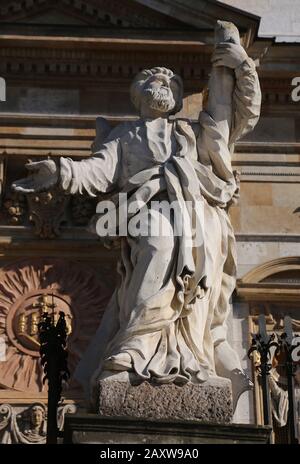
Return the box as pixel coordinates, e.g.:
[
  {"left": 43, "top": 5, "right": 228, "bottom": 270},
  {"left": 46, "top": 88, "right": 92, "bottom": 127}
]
[
  {"left": 103, "top": 352, "right": 133, "bottom": 371},
  {"left": 98, "top": 370, "right": 130, "bottom": 382},
  {"left": 98, "top": 369, "right": 142, "bottom": 386}
]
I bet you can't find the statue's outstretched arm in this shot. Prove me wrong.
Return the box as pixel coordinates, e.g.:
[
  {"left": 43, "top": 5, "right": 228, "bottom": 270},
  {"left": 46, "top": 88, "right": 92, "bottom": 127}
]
[
  {"left": 60, "top": 139, "right": 121, "bottom": 196},
  {"left": 12, "top": 138, "right": 121, "bottom": 196}
]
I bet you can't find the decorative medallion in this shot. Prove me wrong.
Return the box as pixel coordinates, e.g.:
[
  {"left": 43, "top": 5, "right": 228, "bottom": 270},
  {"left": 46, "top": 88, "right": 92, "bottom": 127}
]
[
  {"left": 6, "top": 292, "right": 73, "bottom": 357},
  {"left": 0, "top": 258, "right": 116, "bottom": 393}
]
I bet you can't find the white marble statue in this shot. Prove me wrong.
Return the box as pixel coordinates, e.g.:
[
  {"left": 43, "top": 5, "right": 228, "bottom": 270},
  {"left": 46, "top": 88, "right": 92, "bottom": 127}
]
[{"left": 12, "top": 21, "right": 261, "bottom": 408}]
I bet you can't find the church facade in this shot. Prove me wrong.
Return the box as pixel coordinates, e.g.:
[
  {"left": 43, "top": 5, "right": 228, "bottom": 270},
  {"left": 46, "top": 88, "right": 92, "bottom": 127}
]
[{"left": 0, "top": 0, "right": 299, "bottom": 444}]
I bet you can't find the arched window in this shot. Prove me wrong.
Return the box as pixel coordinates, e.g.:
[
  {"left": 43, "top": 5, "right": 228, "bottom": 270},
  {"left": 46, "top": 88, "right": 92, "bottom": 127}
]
[{"left": 237, "top": 257, "right": 300, "bottom": 443}]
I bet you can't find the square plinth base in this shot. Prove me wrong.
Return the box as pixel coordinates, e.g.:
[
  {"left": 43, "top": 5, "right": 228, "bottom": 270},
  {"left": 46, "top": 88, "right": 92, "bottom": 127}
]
[
  {"left": 63, "top": 415, "right": 272, "bottom": 444},
  {"left": 97, "top": 375, "right": 233, "bottom": 424}
]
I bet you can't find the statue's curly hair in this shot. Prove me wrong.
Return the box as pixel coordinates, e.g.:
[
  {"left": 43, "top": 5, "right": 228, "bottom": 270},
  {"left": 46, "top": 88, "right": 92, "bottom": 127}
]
[{"left": 130, "top": 67, "right": 183, "bottom": 114}]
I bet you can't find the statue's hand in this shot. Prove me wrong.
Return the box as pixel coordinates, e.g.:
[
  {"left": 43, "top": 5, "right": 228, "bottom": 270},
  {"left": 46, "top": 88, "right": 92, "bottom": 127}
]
[
  {"left": 211, "top": 43, "right": 248, "bottom": 70},
  {"left": 11, "top": 159, "right": 59, "bottom": 193}
]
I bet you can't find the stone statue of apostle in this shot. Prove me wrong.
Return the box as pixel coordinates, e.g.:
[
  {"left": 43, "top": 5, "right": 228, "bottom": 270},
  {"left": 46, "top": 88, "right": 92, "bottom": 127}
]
[{"left": 13, "top": 21, "right": 261, "bottom": 409}]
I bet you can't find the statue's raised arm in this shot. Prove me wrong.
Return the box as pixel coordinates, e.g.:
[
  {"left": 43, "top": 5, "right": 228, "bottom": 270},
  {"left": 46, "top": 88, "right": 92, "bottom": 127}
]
[
  {"left": 205, "top": 20, "right": 261, "bottom": 149},
  {"left": 197, "top": 20, "right": 261, "bottom": 196}
]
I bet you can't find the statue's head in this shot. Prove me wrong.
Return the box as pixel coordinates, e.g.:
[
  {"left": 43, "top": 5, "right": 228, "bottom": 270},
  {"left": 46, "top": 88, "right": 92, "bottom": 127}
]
[{"left": 130, "top": 67, "right": 183, "bottom": 116}]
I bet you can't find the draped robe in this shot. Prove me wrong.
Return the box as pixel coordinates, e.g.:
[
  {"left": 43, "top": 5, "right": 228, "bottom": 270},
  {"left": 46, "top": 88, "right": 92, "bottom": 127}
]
[{"left": 60, "top": 58, "right": 261, "bottom": 395}]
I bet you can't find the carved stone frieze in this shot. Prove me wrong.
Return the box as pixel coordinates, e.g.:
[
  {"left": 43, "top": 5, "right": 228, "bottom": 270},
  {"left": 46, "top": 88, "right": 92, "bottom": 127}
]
[
  {"left": 1, "top": 184, "right": 100, "bottom": 232},
  {"left": 26, "top": 188, "right": 70, "bottom": 238},
  {"left": 70, "top": 195, "right": 98, "bottom": 226},
  {"left": 3, "top": 192, "right": 27, "bottom": 225},
  {"left": 0, "top": 403, "right": 46, "bottom": 444},
  {"left": 0, "top": 402, "right": 77, "bottom": 444}
]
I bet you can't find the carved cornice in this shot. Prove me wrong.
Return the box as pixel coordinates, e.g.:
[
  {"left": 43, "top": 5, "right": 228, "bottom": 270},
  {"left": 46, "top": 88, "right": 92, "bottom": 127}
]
[
  {"left": 0, "top": 45, "right": 211, "bottom": 88},
  {"left": 235, "top": 234, "right": 300, "bottom": 243},
  {"left": 236, "top": 285, "right": 300, "bottom": 302},
  {"left": 0, "top": 45, "right": 296, "bottom": 108},
  {"left": 237, "top": 170, "right": 300, "bottom": 184},
  {"left": 235, "top": 142, "right": 300, "bottom": 154},
  {"left": 0, "top": 0, "right": 187, "bottom": 29},
  {"left": 0, "top": 46, "right": 211, "bottom": 62},
  {"left": 0, "top": 0, "right": 260, "bottom": 44},
  {"left": 233, "top": 143, "right": 300, "bottom": 183}
]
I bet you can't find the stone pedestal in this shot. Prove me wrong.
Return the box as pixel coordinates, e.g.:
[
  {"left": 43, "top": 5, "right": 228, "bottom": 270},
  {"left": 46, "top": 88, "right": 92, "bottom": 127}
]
[
  {"left": 97, "top": 375, "right": 233, "bottom": 424},
  {"left": 64, "top": 375, "right": 271, "bottom": 444},
  {"left": 63, "top": 415, "right": 272, "bottom": 444}
]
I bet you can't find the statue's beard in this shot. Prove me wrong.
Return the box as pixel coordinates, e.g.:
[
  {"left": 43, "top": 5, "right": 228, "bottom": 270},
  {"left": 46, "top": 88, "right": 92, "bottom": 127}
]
[{"left": 144, "top": 87, "right": 176, "bottom": 113}]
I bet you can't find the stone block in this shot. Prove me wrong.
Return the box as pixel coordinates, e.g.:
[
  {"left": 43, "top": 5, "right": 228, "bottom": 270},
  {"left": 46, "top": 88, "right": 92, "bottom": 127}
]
[{"left": 97, "top": 375, "right": 233, "bottom": 424}]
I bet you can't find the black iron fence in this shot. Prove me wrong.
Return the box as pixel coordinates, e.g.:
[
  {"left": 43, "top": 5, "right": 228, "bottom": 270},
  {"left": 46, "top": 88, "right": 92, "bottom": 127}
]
[
  {"left": 38, "top": 310, "right": 70, "bottom": 444},
  {"left": 248, "top": 314, "right": 300, "bottom": 444},
  {"left": 37, "top": 307, "right": 300, "bottom": 444}
]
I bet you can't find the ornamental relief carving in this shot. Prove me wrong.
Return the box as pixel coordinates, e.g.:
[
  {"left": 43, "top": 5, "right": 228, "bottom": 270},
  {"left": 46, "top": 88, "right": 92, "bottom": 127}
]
[
  {"left": 2, "top": 187, "right": 98, "bottom": 238},
  {"left": 0, "top": 258, "right": 116, "bottom": 393},
  {"left": 3, "top": 191, "right": 27, "bottom": 225},
  {"left": 26, "top": 189, "right": 70, "bottom": 238},
  {"left": 0, "top": 403, "right": 76, "bottom": 444}
]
